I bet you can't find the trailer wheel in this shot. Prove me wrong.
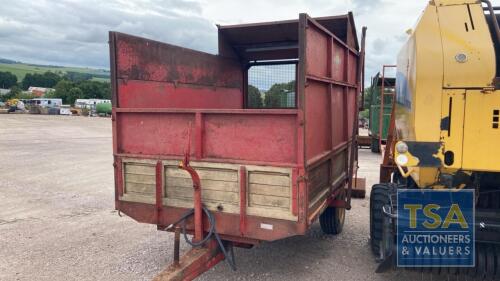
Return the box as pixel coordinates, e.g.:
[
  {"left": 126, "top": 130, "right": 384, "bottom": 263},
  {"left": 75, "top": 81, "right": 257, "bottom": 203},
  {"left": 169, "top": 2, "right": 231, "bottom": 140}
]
[
  {"left": 370, "top": 183, "right": 396, "bottom": 256},
  {"left": 370, "top": 137, "right": 380, "bottom": 153},
  {"left": 319, "top": 206, "right": 345, "bottom": 235},
  {"left": 319, "top": 193, "right": 345, "bottom": 235}
]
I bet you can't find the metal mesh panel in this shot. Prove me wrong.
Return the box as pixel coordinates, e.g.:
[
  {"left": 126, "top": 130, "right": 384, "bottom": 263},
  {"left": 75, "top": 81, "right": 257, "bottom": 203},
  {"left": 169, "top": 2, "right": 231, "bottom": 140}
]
[{"left": 247, "top": 63, "right": 296, "bottom": 109}]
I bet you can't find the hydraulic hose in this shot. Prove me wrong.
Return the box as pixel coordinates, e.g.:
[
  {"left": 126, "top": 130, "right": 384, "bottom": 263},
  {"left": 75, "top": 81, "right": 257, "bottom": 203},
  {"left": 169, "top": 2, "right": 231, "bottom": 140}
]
[{"left": 166, "top": 206, "right": 237, "bottom": 271}]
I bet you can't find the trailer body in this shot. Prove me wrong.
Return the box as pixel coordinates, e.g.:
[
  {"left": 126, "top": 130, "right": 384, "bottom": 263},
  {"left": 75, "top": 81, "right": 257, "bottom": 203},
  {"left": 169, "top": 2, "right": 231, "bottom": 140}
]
[{"left": 110, "top": 13, "right": 360, "bottom": 244}]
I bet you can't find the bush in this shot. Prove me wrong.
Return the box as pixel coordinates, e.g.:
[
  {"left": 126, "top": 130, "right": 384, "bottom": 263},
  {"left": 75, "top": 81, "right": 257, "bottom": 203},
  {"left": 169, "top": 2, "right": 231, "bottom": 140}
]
[
  {"left": 0, "top": 71, "right": 18, "bottom": 89},
  {"left": 48, "top": 79, "right": 110, "bottom": 105},
  {"left": 21, "top": 71, "right": 61, "bottom": 90}
]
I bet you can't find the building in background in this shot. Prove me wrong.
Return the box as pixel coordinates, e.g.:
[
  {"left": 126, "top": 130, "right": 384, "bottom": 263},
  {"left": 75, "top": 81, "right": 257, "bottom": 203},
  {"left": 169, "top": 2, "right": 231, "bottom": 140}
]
[
  {"left": 23, "top": 98, "right": 62, "bottom": 108},
  {"left": 74, "top": 99, "right": 111, "bottom": 109},
  {"left": 28, "top": 87, "right": 54, "bottom": 97}
]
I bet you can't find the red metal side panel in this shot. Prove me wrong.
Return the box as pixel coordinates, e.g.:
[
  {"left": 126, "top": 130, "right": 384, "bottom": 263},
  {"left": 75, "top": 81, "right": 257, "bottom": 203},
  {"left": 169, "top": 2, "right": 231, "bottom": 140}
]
[
  {"left": 305, "top": 81, "right": 331, "bottom": 161},
  {"left": 331, "top": 43, "right": 345, "bottom": 82},
  {"left": 305, "top": 25, "right": 328, "bottom": 78},
  {"left": 302, "top": 15, "right": 359, "bottom": 218},
  {"left": 203, "top": 114, "right": 297, "bottom": 163},
  {"left": 331, "top": 86, "right": 345, "bottom": 147},
  {"left": 114, "top": 32, "right": 243, "bottom": 109},
  {"left": 347, "top": 52, "right": 358, "bottom": 85},
  {"left": 117, "top": 113, "right": 195, "bottom": 156},
  {"left": 117, "top": 80, "right": 242, "bottom": 109},
  {"left": 116, "top": 111, "right": 298, "bottom": 163},
  {"left": 347, "top": 88, "right": 357, "bottom": 139},
  {"left": 303, "top": 17, "right": 357, "bottom": 163}
]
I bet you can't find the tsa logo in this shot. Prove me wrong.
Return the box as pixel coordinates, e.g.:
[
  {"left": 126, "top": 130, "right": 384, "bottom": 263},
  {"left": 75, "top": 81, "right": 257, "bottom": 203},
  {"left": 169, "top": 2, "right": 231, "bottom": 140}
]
[{"left": 397, "top": 190, "right": 475, "bottom": 267}]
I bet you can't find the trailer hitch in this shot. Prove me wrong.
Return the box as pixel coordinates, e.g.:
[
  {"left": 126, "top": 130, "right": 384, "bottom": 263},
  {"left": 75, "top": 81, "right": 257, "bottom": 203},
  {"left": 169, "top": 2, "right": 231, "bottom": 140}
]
[{"left": 153, "top": 125, "right": 236, "bottom": 281}]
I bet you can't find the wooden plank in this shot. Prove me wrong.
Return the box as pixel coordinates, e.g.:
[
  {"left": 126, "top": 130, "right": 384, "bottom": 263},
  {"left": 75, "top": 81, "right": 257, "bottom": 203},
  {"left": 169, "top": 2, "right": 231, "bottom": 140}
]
[
  {"left": 125, "top": 182, "right": 155, "bottom": 194},
  {"left": 165, "top": 167, "right": 238, "bottom": 182},
  {"left": 165, "top": 177, "right": 238, "bottom": 192},
  {"left": 121, "top": 193, "right": 155, "bottom": 204},
  {"left": 125, "top": 173, "right": 156, "bottom": 185},
  {"left": 308, "top": 185, "right": 330, "bottom": 208},
  {"left": 308, "top": 161, "right": 330, "bottom": 181},
  {"left": 350, "top": 177, "right": 366, "bottom": 199},
  {"left": 124, "top": 164, "right": 155, "bottom": 175},
  {"left": 248, "top": 183, "right": 290, "bottom": 197},
  {"left": 249, "top": 194, "right": 290, "bottom": 210},
  {"left": 332, "top": 152, "right": 346, "bottom": 179},
  {"left": 308, "top": 161, "right": 330, "bottom": 200},
  {"left": 165, "top": 186, "right": 238, "bottom": 204},
  {"left": 248, "top": 172, "right": 290, "bottom": 186}
]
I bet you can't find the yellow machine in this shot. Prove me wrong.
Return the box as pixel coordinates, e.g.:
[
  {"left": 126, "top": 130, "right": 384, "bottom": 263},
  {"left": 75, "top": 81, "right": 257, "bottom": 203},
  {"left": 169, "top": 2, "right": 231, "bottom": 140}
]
[{"left": 370, "top": 0, "right": 500, "bottom": 277}]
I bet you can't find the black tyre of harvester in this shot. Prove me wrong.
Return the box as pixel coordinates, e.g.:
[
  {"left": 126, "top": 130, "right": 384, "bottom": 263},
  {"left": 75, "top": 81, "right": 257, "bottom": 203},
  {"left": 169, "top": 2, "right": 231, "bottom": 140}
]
[{"left": 369, "top": 183, "right": 397, "bottom": 256}]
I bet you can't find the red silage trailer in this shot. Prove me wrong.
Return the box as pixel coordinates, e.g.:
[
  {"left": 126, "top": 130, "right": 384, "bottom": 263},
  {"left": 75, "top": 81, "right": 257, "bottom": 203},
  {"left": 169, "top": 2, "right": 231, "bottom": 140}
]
[{"left": 110, "top": 12, "right": 365, "bottom": 280}]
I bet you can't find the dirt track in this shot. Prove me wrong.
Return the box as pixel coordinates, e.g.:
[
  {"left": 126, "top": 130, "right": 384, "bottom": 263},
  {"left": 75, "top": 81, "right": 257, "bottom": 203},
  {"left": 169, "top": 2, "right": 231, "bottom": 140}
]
[{"left": 1, "top": 115, "right": 436, "bottom": 281}]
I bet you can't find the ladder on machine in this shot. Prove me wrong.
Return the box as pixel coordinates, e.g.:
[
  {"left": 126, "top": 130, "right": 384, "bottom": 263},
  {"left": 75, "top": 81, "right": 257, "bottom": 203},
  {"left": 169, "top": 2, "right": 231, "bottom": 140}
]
[{"left": 378, "top": 65, "right": 397, "bottom": 154}]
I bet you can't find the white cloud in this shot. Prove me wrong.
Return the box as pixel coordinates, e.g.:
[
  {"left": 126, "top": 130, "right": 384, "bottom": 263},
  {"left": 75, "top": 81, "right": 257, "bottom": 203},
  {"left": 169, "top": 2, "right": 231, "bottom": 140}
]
[
  {"left": 0, "top": 0, "right": 437, "bottom": 83},
  {"left": 0, "top": 0, "right": 217, "bottom": 68}
]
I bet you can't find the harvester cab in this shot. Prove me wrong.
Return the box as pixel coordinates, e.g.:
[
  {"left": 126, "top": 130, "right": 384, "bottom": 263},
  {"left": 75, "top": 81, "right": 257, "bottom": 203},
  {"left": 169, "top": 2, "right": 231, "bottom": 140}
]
[{"left": 370, "top": 0, "right": 500, "bottom": 278}]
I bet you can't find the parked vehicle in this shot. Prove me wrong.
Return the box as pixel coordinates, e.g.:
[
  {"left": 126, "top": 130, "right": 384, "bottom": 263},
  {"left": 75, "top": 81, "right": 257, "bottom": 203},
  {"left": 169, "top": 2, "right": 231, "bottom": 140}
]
[
  {"left": 25, "top": 98, "right": 62, "bottom": 108},
  {"left": 110, "top": 13, "right": 366, "bottom": 280},
  {"left": 367, "top": 70, "right": 395, "bottom": 153},
  {"left": 371, "top": 0, "right": 500, "bottom": 277},
  {"left": 74, "top": 99, "right": 111, "bottom": 109},
  {"left": 96, "top": 102, "right": 111, "bottom": 115}
]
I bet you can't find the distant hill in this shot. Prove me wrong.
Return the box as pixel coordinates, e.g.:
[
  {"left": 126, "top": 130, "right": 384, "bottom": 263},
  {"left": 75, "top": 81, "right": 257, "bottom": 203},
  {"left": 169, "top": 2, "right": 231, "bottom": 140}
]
[
  {"left": 0, "top": 58, "right": 110, "bottom": 82},
  {"left": 0, "top": 58, "right": 21, "bottom": 64}
]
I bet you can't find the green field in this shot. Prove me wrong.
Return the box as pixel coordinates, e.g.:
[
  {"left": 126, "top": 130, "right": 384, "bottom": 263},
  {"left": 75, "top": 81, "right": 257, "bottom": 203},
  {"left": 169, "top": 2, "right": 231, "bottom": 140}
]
[{"left": 0, "top": 62, "right": 110, "bottom": 82}]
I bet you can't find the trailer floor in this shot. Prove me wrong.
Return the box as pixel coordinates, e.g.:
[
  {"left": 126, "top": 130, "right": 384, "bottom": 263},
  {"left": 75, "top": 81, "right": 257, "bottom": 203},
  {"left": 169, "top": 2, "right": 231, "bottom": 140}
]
[{"left": 1, "top": 115, "right": 435, "bottom": 281}]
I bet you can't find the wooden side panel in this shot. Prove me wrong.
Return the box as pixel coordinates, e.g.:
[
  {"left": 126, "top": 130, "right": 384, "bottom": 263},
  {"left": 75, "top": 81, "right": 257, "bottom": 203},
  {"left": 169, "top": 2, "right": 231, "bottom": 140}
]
[
  {"left": 163, "top": 163, "right": 240, "bottom": 213},
  {"left": 248, "top": 172, "right": 290, "bottom": 210},
  {"left": 122, "top": 162, "right": 156, "bottom": 203},
  {"left": 332, "top": 152, "right": 347, "bottom": 183},
  {"left": 157, "top": 161, "right": 297, "bottom": 221},
  {"left": 247, "top": 167, "right": 295, "bottom": 220},
  {"left": 307, "top": 161, "right": 331, "bottom": 207}
]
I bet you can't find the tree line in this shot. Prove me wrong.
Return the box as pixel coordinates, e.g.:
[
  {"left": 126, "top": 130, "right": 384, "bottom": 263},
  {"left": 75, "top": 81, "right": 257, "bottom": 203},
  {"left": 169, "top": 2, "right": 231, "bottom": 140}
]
[
  {"left": 0, "top": 70, "right": 110, "bottom": 105},
  {"left": 247, "top": 81, "right": 296, "bottom": 108}
]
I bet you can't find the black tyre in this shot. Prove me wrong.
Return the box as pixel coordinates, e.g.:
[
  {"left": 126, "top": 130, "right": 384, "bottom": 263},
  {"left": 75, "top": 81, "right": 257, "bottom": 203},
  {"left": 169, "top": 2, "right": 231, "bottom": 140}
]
[
  {"left": 370, "top": 183, "right": 396, "bottom": 256},
  {"left": 370, "top": 137, "right": 380, "bottom": 153},
  {"left": 319, "top": 192, "right": 345, "bottom": 235}
]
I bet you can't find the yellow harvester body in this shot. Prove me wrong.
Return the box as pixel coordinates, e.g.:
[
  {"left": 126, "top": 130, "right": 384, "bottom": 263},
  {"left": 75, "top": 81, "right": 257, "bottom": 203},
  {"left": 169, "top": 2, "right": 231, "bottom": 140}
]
[{"left": 394, "top": 0, "right": 500, "bottom": 187}]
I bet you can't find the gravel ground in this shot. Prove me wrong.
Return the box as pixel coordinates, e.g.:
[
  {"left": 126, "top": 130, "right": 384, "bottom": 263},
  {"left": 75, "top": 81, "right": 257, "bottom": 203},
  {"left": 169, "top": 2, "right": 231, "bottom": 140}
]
[{"left": 0, "top": 114, "right": 450, "bottom": 281}]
